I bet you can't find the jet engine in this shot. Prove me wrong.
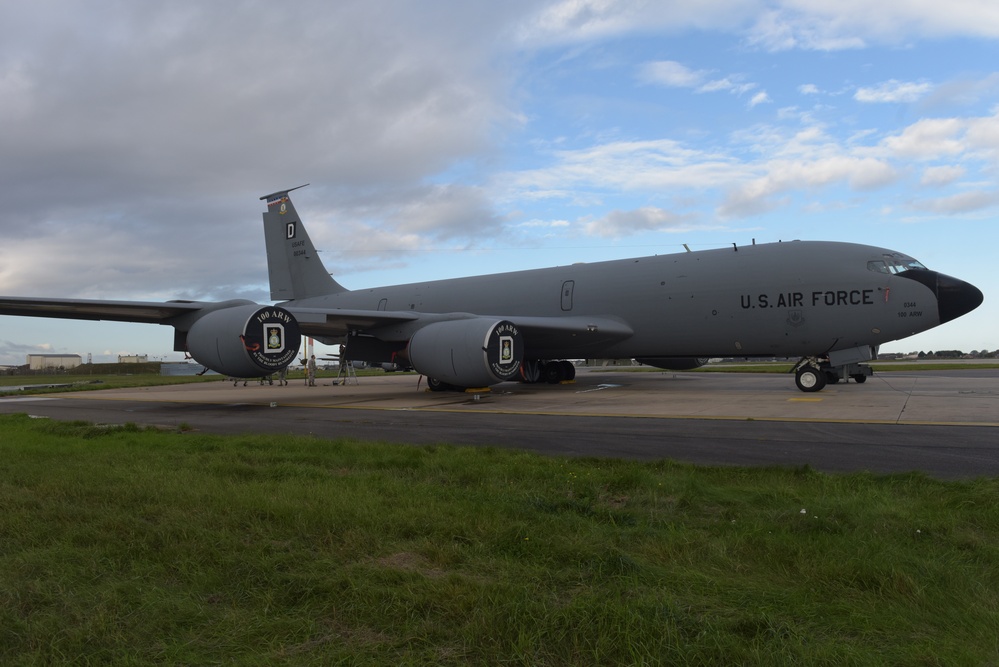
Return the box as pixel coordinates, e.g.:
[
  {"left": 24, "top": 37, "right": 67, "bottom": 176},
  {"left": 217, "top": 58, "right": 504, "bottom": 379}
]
[
  {"left": 635, "top": 357, "right": 708, "bottom": 371},
  {"left": 407, "top": 318, "right": 524, "bottom": 388},
  {"left": 186, "top": 304, "right": 301, "bottom": 377}
]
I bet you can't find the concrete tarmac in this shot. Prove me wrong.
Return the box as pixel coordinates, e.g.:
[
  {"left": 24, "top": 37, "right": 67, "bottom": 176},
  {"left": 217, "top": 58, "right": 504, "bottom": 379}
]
[{"left": 3, "top": 368, "right": 997, "bottom": 479}]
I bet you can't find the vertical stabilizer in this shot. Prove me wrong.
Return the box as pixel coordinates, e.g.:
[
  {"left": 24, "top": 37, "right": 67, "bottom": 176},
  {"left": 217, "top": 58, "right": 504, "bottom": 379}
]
[{"left": 260, "top": 185, "right": 346, "bottom": 301}]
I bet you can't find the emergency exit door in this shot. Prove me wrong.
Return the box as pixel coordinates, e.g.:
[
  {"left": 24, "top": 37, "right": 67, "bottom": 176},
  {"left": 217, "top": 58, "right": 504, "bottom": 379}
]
[{"left": 561, "top": 280, "right": 574, "bottom": 311}]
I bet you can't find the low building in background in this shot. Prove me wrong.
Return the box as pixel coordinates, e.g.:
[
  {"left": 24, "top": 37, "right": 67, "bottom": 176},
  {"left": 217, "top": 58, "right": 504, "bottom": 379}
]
[
  {"left": 118, "top": 354, "right": 149, "bottom": 363},
  {"left": 27, "top": 354, "right": 82, "bottom": 370}
]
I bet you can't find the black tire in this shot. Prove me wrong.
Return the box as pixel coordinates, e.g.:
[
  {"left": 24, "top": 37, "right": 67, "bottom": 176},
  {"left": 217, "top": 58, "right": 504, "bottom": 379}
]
[
  {"left": 543, "top": 361, "right": 565, "bottom": 384},
  {"left": 426, "top": 377, "right": 451, "bottom": 392},
  {"left": 559, "top": 360, "right": 576, "bottom": 381},
  {"left": 825, "top": 372, "right": 840, "bottom": 385},
  {"left": 795, "top": 366, "right": 827, "bottom": 392},
  {"left": 851, "top": 374, "right": 868, "bottom": 384},
  {"left": 519, "top": 359, "right": 542, "bottom": 383}
]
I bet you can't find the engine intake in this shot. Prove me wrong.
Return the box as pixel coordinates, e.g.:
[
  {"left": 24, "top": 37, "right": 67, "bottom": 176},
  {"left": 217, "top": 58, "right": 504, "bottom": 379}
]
[
  {"left": 187, "top": 304, "right": 301, "bottom": 377},
  {"left": 407, "top": 318, "right": 524, "bottom": 387}
]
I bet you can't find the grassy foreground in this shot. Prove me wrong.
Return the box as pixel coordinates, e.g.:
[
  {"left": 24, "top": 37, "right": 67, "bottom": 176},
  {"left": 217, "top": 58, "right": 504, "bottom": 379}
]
[{"left": 1, "top": 414, "right": 997, "bottom": 665}]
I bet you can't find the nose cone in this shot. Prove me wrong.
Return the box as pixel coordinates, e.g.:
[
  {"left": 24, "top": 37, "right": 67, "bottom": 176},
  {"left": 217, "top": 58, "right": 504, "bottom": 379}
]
[
  {"left": 936, "top": 273, "right": 984, "bottom": 324},
  {"left": 898, "top": 270, "right": 983, "bottom": 324}
]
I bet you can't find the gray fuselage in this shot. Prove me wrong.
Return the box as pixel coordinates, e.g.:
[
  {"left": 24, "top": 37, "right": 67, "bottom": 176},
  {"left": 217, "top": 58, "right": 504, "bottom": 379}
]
[{"left": 290, "top": 240, "right": 962, "bottom": 360}]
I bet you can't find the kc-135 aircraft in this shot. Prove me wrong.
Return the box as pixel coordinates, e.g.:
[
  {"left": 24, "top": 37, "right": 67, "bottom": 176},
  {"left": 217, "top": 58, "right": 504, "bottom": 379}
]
[{"left": 0, "top": 185, "right": 983, "bottom": 392}]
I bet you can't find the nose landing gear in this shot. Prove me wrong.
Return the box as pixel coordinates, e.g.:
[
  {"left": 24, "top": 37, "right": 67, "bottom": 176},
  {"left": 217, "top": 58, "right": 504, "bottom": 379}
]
[
  {"left": 793, "top": 356, "right": 873, "bottom": 392},
  {"left": 794, "top": 364, "right": 827, "bottom": 392}
]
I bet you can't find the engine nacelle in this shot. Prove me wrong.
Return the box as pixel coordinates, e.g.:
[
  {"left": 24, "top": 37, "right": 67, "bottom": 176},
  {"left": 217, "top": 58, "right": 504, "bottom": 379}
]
[
  {"left": 407, "top": 318, "right": 524, "bottom": 387},
  {"left": 187, "top": 304, "right": 301, "bottom": 377},
  {"left": 635, "top": 357, "right": 708, "bottom": 371}
]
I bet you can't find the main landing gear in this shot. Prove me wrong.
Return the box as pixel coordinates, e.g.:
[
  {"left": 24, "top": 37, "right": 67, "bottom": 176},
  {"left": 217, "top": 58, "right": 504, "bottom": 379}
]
[
  {"left": 521, "top": 359, "right": 576, "bottom": 384},
  {"left": 425, "top": 359, "right": 576, "bottom": 392},
  {"left": 793, "top": 357, "right": 873, "bottom": 393}
]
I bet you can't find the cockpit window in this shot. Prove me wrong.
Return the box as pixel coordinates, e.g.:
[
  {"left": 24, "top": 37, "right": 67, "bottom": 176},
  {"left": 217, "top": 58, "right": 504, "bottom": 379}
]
[{"left": 868, "top": 255, "right": 927, "bottom": 275}]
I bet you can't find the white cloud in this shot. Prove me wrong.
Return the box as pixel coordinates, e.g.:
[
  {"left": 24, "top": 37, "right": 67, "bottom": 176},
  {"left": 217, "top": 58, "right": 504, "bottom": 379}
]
[
  {"left": 855, "top": 80, "right": 933, "bottom": 104},
  {"left": 748, "top": 91, "right": 772, "bottom": 107},
  {"left": 520, "top": 0, "right": 999, "bottom": 49},
  {"left": 637, "top": 60, "right": 706, "bottom": 87},
  {"left": 718, "top": 156, "right": 897, "bottom": 218},
  {"left": 966, "top": 110, "right": 999, "bottom": 150},
  {"left": 516, "top": 0, "right": 756, "bottom": 45},
  {"left": 911, "top": 189, "right": 999, "bottom": 214},
  {"left": 920, "top": 165, "right": 966, "bottom": 187},
  {"left": 638, "top": 61, "right": 761, "bottom": 102},
  {"left": 881, "top": 118, "right": 969, "bottom": 159},
  {"left": 385, "top": 185, "right": 501, "bottom": 240},
  {"left": 518, "top": 219, "right": 571, "bottom": 228},
  {"left": 747, "top": 1, "right": 999, "bottom": 51},
  {"left": 500, "top": 107, "right": 999, "bottom": 226},
  {"left": 746, "top": 9, "right": 870, "bottom": 51},
  {"left": 699, "top": 78, "right": 757, "bottom": 96},
  {"left": 502, "top": 138, "right": 748, "bottom": 194},
  {"left": 583, "top": 207, "right": 701, "bottom": 237},
  {"left": 923, "top": 73, "right": 999, "bottom": 109}
]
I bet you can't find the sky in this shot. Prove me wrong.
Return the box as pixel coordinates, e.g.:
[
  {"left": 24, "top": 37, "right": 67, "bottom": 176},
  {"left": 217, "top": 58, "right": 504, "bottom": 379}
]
[{"left": 1, "top": 0, "right": 997, "bottom": 365}]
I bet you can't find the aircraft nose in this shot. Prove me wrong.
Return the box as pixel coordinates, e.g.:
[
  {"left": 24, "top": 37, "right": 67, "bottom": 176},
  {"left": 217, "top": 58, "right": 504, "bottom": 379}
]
[
  {"left": 935, "top": 272, "right": 984, "bottom": 324},
  {"left": 897, "top": 270, "right": 983, "bottom": 324}
]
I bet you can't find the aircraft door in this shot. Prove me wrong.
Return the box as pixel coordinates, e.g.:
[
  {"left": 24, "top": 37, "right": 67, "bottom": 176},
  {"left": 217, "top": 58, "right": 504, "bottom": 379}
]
[{"left": 561, "top": 281, "right": 574, "bottom": 311}]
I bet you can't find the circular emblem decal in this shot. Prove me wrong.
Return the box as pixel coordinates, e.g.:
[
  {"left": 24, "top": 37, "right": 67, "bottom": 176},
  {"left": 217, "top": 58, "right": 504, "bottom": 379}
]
[
  {"left": 242, "top": 307, "right": 301, "bottom": 370},
  {"left": 486, "top": 320, "right": 523, "bottom": 381}
]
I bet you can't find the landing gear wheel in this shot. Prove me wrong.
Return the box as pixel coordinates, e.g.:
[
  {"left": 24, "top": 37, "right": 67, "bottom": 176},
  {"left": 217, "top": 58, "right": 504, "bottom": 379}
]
[
  {"left": 519, "top": 359, "right": 542, "bottom": 383},
  {"left": 825, "top": 372, "right": 840, "bottom": 385},
  {"left": 543, "top": 361, "right": 565, "bottom": 384},
  {"left": 426, "top": 377, "right": 451, "bottom": 392},
  {"left": 795, "top": 366, "right": 827, "bottom": 393},
  {"left": 558, "top": 360, "right": 576, "bottom": 381},
  {"left": 851, "top": 374, "right": 868, "bottom": 384}
]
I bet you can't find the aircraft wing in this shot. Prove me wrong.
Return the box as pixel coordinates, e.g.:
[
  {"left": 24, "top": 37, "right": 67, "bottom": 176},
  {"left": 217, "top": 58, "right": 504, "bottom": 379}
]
[
  {"left": 505, "top": 315, "right": 634, "bottom": 354},
  {"left": 282, "top": 307, "right": 421, "bottom": 337},
  {"left": 0, "top": 297, "right": 632, "bottom": 348},
  {"left": 285, "top": 307, "right": 633, "bottom": 352},
  {"left": 0, "top": 296, "right": 208, "bottom": 324}
]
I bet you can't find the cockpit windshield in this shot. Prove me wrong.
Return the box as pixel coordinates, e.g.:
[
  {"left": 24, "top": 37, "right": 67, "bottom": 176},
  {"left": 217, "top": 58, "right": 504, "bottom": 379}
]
[{"left": 867, "top": 254, "right": 927, "bottom": 275}]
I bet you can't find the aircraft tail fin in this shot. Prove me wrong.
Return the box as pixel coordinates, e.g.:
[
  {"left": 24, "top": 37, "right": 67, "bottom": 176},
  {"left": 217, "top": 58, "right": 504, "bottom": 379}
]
[{"left": 261, "top": 185, "right": 346, "bottom": 301}]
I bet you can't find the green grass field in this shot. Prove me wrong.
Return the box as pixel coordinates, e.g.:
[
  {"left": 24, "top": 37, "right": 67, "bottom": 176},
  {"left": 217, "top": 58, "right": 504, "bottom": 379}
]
[
  {"left": 0, "top": 362, "right": 224, "bottom": 396},
  {"left": 2, "top": 413, "right": 997, "bottom": 665}
]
